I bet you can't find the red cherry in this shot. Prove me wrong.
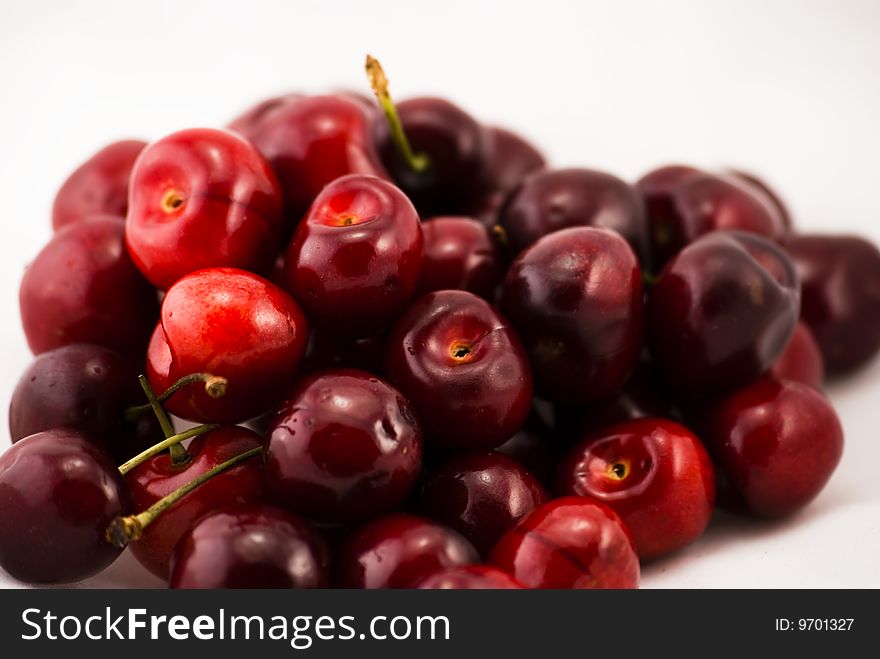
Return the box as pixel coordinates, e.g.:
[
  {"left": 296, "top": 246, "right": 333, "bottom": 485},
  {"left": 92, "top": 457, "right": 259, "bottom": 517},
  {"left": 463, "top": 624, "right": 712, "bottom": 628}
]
[
  {"left": 226, "top": 93, "right": 303, "bottom": 136},
  {"left": 20, "top": 216, "right": 159, "bottom": 356},
  {"left": 125, "top": 426, "right": 266, "bottom": 579},
  {"left": 727, "top": 169, "right": 793, "bottom": 231},
  {"left": 52, "top": 139, "right": 146, "bottom": 230},
  {"left": 335, "top": 514, "right": 479, "bottom": 588},
  {"left": 126, "top": 128, "right": 283, "bottom": 289},
  {"left": 286, "top": 174, "right": 423, "bottom": 337},
  {"left": 490, "top": 497, "right": 639, "bottom": 589},
  {"left": 415, "top": 565, "right": 524, "bottom": 589},
  {"left": 768, "top": 321, "right": 824, "bottom": 389},
  {"left": 385, "top": 290, "right": 533, "bottom": 450},
  {"left": 147, "top": 268, "right": 308, "bottom": 423},
  {"left": 703, "top": 378, "right": 843, "bottom": 518},
  {"left": 555, "top": 418, "right": 716, "bottom": 560}
]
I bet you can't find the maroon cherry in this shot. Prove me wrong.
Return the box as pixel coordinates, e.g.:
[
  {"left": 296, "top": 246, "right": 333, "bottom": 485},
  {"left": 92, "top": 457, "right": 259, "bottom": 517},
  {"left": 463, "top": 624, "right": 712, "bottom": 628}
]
[
  {"left": 500, "top": 227, "right": 644, "bottom": 405},
  {"left": 264, "top": 369, "right": 423, "bottom": 523},
  {"left": 495, "top": 413, "right": 560, "bottom": 484},
  {"left": 489, "top": 497, "right": 639, "bottom": 589},
  {"left": 415, "top": 565, "right": 524, "bottom": 589},
  {"left": 170, "top": 505, "right": 330, "bottom": 589},
  {"left": 52, "top": 140, "right": 146, "bottom": 230},
  {"left": 20, "top": 216, "right": 159, "bottom": 356},
  {"left": 417, "top": 451, "right": 549, "bottom": 554},
  {"left": 768, "top": 321, "right": 824, "bottom": 389},
  {"left": 0, "top": 428, "right": 132, "bottom": 583},
  {"left": 703, "top": 378, "right": 843, "bottom": 517},
  {"left": 385, "top": 290, "right": 533, "bottom": 450},
  {"left": 727, "top": 169, "right": 793, "bottom": 231},
  {"left": 335, "top": 514, "right": 479, "bottom": 588},
  {"left": 286, "top": 174, "right": 423, "bottom": 337},
  {"left": 555, "top": 418, "right": 715, "bottom": 560}
]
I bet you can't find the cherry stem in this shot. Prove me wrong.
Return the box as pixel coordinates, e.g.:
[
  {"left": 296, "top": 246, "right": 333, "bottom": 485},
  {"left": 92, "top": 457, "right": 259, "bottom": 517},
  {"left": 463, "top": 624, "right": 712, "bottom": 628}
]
[
  {"left": 106, "top": 446, "right": 263, "bottom": 549},
  {"left": 138, "top": 375, "right": 188, "bottom": 465},
  {"left": 491, "top": 224, "right": 514, "bottom": 261},
  {"left": 365, "top": 54, "right": 430, "bottom": 173},
  {"left": 117, "top": 423, "right": 219, "bottom": 476},
  {"left": 124, "top": 373, "right": 228, "bottom": 422}
]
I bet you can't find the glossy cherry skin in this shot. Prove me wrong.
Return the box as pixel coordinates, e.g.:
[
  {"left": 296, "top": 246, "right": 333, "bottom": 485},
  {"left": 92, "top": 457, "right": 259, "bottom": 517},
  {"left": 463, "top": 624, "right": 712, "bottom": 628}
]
[
  {"left": 787, "top": 234, "right": 880, "bottom": 375},
  {"left": 126, "top": 128, "right": 283, "bottom": 290},
  {"left": 226, "top": 92, "right": 303, "bottom": 136},
  {"left": 9, "top": 344, "right": 161, "bottom": 461},
  {"left": 286, "top": 174, "right": 423, "bottom": 337},
  {"left": 500, "top": 227, "right": 644, "bottom": 405},
  {"left": 703, "top": 378, "right": 843, "bottom": 517},
  {"left": 385, "top": 290, "right": 533, "bottom": 450},
  {"left": 649, "top": 230, "right": 800, "bottom": 398},
  {"left": 768, "top": 321, "right": 824, "bottom": 389},
  {"left": 126, "top": 426, "right": 266, "bottom": 579},
  {"left": 0, "top": 428, "right": 132, "bottom": 583},
  {"left": 147, "top": 268, "right": 308, "bottom": 423},
  {"left": 415, "top": 565, "right": 524, "bottom": 589},
  {"left": 416, "top": 216, "right": 502, "bottom": 300},
  {"left": 490, "top": 497, "right": 639, "bottom": 589},
  {"left": 52, "top": 140, "right": 146, "bottom": 230},
  {"left": 265, "top": 369, "right": 423, "bottom": 523},
  {"left": 727, "top": 169, "right": 792, "bottom": 231},
  {"left": 418, "top": 451, "right": 549, "bottom": 554},
  {"left": 20, "top": 216, "right": 159, "bottom": 356},
  {"left": 170, "top": 505, "right": 329, "bottom": 589},
  {"left": 555, "top": 418, "right": 715, "bottom": 560},
  {"left": 499, "top": 168, "right": 648, "bottom": 264},
  {"left": 335, "top": 514, "right": 479, "bottom": 588},
  {"left": 495, "top": 413, "right": 560, "bottom": 484}
]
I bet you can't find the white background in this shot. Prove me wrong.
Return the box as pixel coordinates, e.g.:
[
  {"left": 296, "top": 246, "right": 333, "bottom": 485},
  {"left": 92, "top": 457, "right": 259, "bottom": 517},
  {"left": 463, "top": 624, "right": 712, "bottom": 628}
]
[{"left": 1, "top": 0, "right": 878, "bottom": 588}]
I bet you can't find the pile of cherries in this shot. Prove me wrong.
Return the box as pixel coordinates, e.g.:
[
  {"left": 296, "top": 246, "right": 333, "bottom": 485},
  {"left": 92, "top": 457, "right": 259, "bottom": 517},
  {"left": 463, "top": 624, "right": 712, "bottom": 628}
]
[{"left": 3, "top": 57, "right": 879, "bottom": 589}]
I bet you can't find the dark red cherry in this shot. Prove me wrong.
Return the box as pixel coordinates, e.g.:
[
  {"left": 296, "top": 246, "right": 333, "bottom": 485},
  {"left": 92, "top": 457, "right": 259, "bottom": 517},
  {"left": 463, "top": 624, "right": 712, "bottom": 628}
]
[
  {"left": 704, "top": 378, "right": 843, "bottom": 517},
  {"left": 286, "top": 174, "right": 423, "bottom": 337},
  {"left": 126, "top": 128, "right": 283, "bottom": 289},
  {"left": 555, "top": 418, "right": 715, "bottom": 560},
  {"left": 0, "top": 428, "right": 131, "bottom": 583},
  {"left": 226, "top": 93, "right": 303, "bottom": 137},
  {"left": 495, "top": 413, "right": 560, "bottom": 484},
  {"left": 126, "top": 426, "right": 266, "bottom": 579},
  {"left": 416, "top": 216, "right": 502, "bottom": 300},
  {"left": 787, "top": 234, "right": 880, "bottom": 375},
  {"left": 649, "top": 230, "right": 799, "bottom": 398},
  {"left": 768, "top": 321, "right": 824, "bottom": 389},
  {"left": 147, "top": 268, "right": 308, "bottom": 423},
  {"left": 20, "top": 216, "right": 159, "bottom": 356},
  {"left": 52, "top": 140, "right": 146, "bottom": 230},
  {"left": 727, "top": 169, "right": 792, "bottom": 231},
  {"left": 418, "top": 451, "right": 548, "bottom": 554},
  {"left": 170, "top": 505, "right": 329, "bottom": 589},
  {"left": 500, "top": 227, "right": 644, "bottom": 405},
  {"left": 385, "top": 290, "right": 533, "bottom": 450},
  {"left": 499, "top": 168, "right": 648, "bottom": 264},
  {"left": 415, "top": 565, "right": 524, "bottom": 589},
  {"left": 335, "top": 514, "right": 479, "bottom": 588},
  {"left": 9, "top": 344, "right": 161, "bottom": 461},
  {"left": 490, "top": 497, "right": 639, "bottom": 589},
  {"left": 264, "top": 369, "right": 423, "bottom": 523}
]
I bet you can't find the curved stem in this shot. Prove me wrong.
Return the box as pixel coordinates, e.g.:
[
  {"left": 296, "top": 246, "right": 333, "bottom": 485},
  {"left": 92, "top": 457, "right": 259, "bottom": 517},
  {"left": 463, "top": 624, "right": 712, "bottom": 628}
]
[
  {"left": 124, "top": 373, "right": 227, "bottom": 422},
  {"left": 138, "top": 375, "right": 188, "bottom": 465},
  {"left": 117, "top": 423, "right": 219, "bottom": 476}
]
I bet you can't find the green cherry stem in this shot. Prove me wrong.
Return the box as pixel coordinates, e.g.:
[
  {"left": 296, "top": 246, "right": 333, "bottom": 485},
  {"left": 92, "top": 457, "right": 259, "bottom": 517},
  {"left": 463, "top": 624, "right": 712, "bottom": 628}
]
[
  {"left": 124, "top": 373, "right": 228, "bottom": 422},
  {"left": 138, "top": 374, "right": 189, "bottom": 464},
  {"left": 117, "top": 423, "right": 219, "bottom": 476}
]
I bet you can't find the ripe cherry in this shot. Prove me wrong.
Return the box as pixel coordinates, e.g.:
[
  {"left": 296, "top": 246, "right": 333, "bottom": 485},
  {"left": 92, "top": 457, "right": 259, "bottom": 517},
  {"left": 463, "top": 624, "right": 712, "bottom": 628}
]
[
  {"left": 490, "top": 497, "right": 639, "bottom": 589},
  {"left": 20, "top": 216, "right": 159, "bottom": 356},
  {"left": 286, "top": 174, "right": 423, "bottom": 337},
  {"left": 385, "top": 290, "right": 533, "bottom": 450},
  {"left": 415, "top": 565, "right": 524, "bottom": 589},
  {"left": 727, "top": 169, "right": 793, "bottom": 231},
  {"left": 170, "top": 505, "right": 330, "bottom": 589},
  {"left": 147, "top": 268, "right": 307, "bottom": 423},
  {"left": 555, "top": 418, "right": 715, "bottom": 560},
  {"left": 226, "top": 92, "right": 303, "bottom": 137},
  {"left": 264, "top": 369, "right": 423, "bottom": 523},
  {"left": 0, "top": 428, "right": 132, "bottom": 583},
  {"left": 768, "top": 321, "right": 824, "bottom": 389},
  {"left": 500, "top": 227, "right": 644, "bottom": 405}
]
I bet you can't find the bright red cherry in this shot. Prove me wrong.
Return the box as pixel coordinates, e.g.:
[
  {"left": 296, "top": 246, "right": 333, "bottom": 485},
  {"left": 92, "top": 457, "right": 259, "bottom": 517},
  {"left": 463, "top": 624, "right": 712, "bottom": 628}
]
[
  {"left": 0, "top": 428, "right": 132, "bottom": 583},
  {"left": 555, "top": 418, "right": 715, "bottom": 560},
  {"left": 125, "top": 426, "right": 266, "bottom": 579},
  {"left": 147, "top": 268, "right": 308, "bottom": 423},
  {"left": 126, "top": 128, "right": 283, "bottom": 289},
  {"left": 490, "top": 497, "right": 639, "bottom": 589},
  {"left": 415, "top": 565, "right": 524, "bottom": 589},
  {"left": 20, "top": 216, "right": 159, "bottom": 356},
  {"left": 418, "top": 451, "right": 549, "bottom": 554},
  {"left": 286, "top": 174, "right": 423, "bottom": 337},
  {"left": 52, "top": 140, "right": 146, "bottom": 230},
  {"left": 170, "top": 505, "right": 329, "bottom": 589},
  {"left": 385, "top": 290, "right": 533, "bottom": 450},
  {"left": 500, "top": 227, "right": 644, "bottom": 405},
  {"left": 768, "top": 321, "right": 824, "bottom": 389},
  {"left": 264, "top": 369, "right": 423, "bottom": 523},
  {"left": 335, "top": 514, "right": 479, "bottom": 588}
]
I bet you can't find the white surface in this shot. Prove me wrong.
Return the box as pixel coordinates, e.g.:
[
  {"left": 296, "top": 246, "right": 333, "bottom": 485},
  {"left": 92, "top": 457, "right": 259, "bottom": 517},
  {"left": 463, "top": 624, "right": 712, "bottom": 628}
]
[{"left": 1, "top": 0, "right": 879, "bottom": 589}]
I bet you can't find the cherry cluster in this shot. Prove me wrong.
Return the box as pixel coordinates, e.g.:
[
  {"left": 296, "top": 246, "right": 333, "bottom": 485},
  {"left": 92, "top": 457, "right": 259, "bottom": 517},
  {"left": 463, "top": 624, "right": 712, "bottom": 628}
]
[{"left": 3, "top": 57, "right": 879, "bottom": 590}]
